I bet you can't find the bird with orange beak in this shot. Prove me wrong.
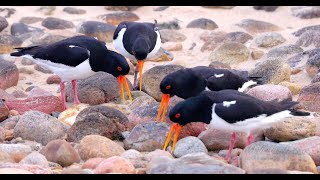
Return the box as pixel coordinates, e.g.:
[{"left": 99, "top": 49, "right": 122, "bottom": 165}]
[
  {"left": 113, "top": 21, "right": 162, "bottom": 91},
  {"left": 10, "top": 35, "right": 132, "bottom": 109},
  {"left": 163, "top": 90, "right": 311, "bottom": 162}
]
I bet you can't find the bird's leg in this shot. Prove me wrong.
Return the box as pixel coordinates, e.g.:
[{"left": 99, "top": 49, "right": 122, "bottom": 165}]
[
  {"left": 226, "top": 132, "right": 236, "bottom": 163},
  {"left": 246, "top": 133, "right": 254, "bottom": 146},
  {"left": 60, "top": 81, "right": 67, "bottom": 110},
  {"left": 133, "top": 65, "right": 139, "bottom": 90},
  {"left": 72, "top": 80, "right": 80, "bottom": 104}
]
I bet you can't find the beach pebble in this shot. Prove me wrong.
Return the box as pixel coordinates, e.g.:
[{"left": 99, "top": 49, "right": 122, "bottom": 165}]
[
  {"left": 224, "top": 31, "right": 253, "bottom": 44},
  {"left": 159, "top": 29, "right": 187, "bottom": 43},
  {"left": 104, "top": 6, "right": 142, "bottom": 11},
  {"left": 28, "top": 87, "right": 53, "bottom": 98},
  {"left": 63, "top": 7, "right": 86, "bottom": 14},
  {"left": 0, "top": 168, "right": 33, "bottom": 174},
  {"left": 0, "top": 100, "right": 9, "bottom": 122},
  {"left": 239, "top": 141, "right": 317, "bottom": 173},
  {"left": 21, "top": 58, "right": 35, "bottom": 66},
  {"left": 41, "top": 17, "right": 75, "bottom": 30},
  {"left": 139, "top": 65, "right": 184, "bottom": 101},
  {"left": 200, "top": 31, "right": 226, "bottom": 52},
  {"left": 253, "top": 6, "right": 279, "bottom": 12},
  {"left": 19, "top": 16, "right": 44, "bottom": 24},
  {"left": 98, "top": 12, "right": 139, "bottom": 25},
  {"left": 0, "top": 58, "right": 19, "bottom": 90},
  {"left": 312, "top": 74, "right": 320, "bottom": 83},
  {"left": 34, "top": 64, "right": 53, "bottom": 74},
  {"left": 46, "top": 75, "right": 61, "bottom": 84},
  {"left": 13, "top": 111, "right": 68, "bottom": 145},
  {"left": 10, "top": 22, "right": 43, "bottom": 36},
  {"left": 246, "top": 84, "right": 292, "bottom": 101},
  {"left": 153, "top": 6, "right": 169, "bottom": 11},
  {"left": 291, "top": 6, "right": 320, "bottom": 19},
  {"left": 266, "top": 44, "right": 303, "bottom": 59},
  {"left": 94, "top": 156, "right": 136, "bottom": 174},
  {"left": 40, "top": 139, "right": 80, "bottom": 167},
  {"left": 66, "top": 105, "right": 129, "bottom": 142},
  {"left": 157, "top": 20, "right": 181, "bottom": 30},
  {"left": 78, "top": 135, "right": 125, "bottom": 161},
  {"left": 173, "top": 136, "right": 208, "bottom": 158},
  {"left": 147, "top": 47, "right": 174, "bottom": 62},
  {"left": 209, "top": 42, "right": 250, "bottom": 65},
  {"left": 19, "top": 151, "right": 49, "bottom": 168},
  {"left": 30, "top": 34, "right": 68, "bottom": 46},
  {"left": 296, "top": 30, "right": 320, "bottom": 48},
  {"left": 202, "top": 6, "right": 235, "bottom": 9},
  {"left": 264, "top": 117, "right": 316, "bottom": 142},
  {"left": 281, "top": 136, "right": 320, "bottom": 166},
  {"left": 208, "top": 61, "right": 231, "bottom": 69},
  {"left": 306, "top": 53, "right": 320, "bottom": 77},
  {"left": 236, "top": 19, "right": 281, "bottom": 34},
  {"left": 6, "top": 96, "right": 64, "bottom": 114},
  {"left": 82, "top": 158, "right": 105, "bottom": 169},
  {"left": 249, "top": 58, "right": 291, "bottom": 84},
  {"left": 0, "top": 144, "right": 32, "bottom": 162},
  {"left": 298, "top": 82, "right": 320, "bottom": 112},
  {"left": 251, "top": 49, "right": 264, "bottom": 60},
  {"left": 187, "top": 18, "right": 218, "bottom": 30},
  {"left": 0, "top": 151, "right": 15, "bottom": 163},
  {"left": 198, "top": 127, "right": 264, "bottom": 150},
  {"left": 147, "top": 152, "right": 245, "bottom": 174},
  {"left": 0, "top": 16, "right": 8, "bottom": 32},
  {"left": 121, "top": 149, "right": 147, "bottom": 168},
  {"left": 65, "top": 72, "right": 122, "bottom": 105},
  {"left": 293, "top": 25, "right": 320, "bottom": 37},
  {"left": 0, "top": 163, "right": 54, "bottom": 174},
  {"left": 76, "top": 21, "right": 116, "bottom": 42},
  {"left": 123, "top": 122, "right": 170, "bottom": 152},
  {"left": 1, "top": 89, "right": 18, "bottom": 101},
  {"left": 162, "top": 42, "right": 183, "bottom": 51},
  {"left": 255, "top": 32, "right": 286, "bottom": 48}
]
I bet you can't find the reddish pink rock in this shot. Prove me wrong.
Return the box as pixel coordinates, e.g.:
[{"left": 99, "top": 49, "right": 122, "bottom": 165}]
[
  {"left": 6, "top": 96, "right": 64, "bottom": 114},
  {"left": 46, "top": 75, "right": 61, "bottom": 84},
  {"left": 0, "top": 100, "right": 9, "bottom": 122},
  {"left": 0, "top": 59, "right": 19, "bottom": 90},
  {"left": 28, "top": 87, "right": 53, "bottom": 98},
  {"left": 0, "top": 162, "right": 55, "bottom": 174},
  {"left": 298, "top": 82, "right": 320, "bottom": 112},
  {"left": 246, "top": 84, "right": 292, "bottom": 101},
  {"left": 94, "top": 156, "right": 136, "bottom": 174},
  {"left": 198, "top": 127, "right": 264, "bottom": 150},
  {"left": 0, "top": 89, "right": 16, "bottom": 101},
  {"left": 82, "top": 158, "right": 106, "bottom": 169}
]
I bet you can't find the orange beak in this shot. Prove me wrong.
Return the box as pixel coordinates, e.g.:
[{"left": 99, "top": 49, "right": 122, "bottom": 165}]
[
  {"left": 117, "top": 75, "right": 133, "bottom": 103},
  {"left": 156, "top": 94, "right": 170, "bottom": 122},
  {"left": 138, "top": 60, "right": 144, "bottom": 91},
  {"left": 163, "top": 123, "right": 182, "bottom": 153}
]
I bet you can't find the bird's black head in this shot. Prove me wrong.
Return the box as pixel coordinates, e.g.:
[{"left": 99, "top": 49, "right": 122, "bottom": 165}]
[
  {"left": 132, "top": 38, "right": 149, "bottom": 60},
  {"left": 169, "top": 93, "right": 213, "bottom": 126},
  {"left": 100, "top": 50, "right": 130, "bottom": 78},
  {"left": 160, "top": 68, "right": 207, "bottom": 99}
]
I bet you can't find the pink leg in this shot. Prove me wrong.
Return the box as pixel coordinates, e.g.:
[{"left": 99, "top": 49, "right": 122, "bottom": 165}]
[
  {"left": 60, "top": 82, "right": 67, "bottom": 110},
  {"left": 226, "top": 132, "right": 236, "bottom": 162},
  {"left": 72, "top": 80, "right": 80, "bottom": 104},
  {"left": 246, "top": 133, "right": 254, "bottom": 146}
]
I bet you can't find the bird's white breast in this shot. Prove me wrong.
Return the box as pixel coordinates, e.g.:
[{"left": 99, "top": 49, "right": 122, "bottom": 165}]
[{"left": 113, "top": 28, "right": 136, "bottom": 60}]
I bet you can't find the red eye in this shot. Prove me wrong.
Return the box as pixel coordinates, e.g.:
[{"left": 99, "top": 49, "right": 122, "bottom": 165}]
[
  {"left": 117, "top": 66, "right": 122, "bottom": 71},
  {"left": 175, "top": 113, "right": 181, "bottom": 119},
  {"left": 166, "top": 85, "right": 171, "bottom": 90}
]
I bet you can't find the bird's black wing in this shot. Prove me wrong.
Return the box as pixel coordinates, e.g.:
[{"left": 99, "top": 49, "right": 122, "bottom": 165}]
[{"left": 113, "top": 22, "right": 128, "bottom": 40}]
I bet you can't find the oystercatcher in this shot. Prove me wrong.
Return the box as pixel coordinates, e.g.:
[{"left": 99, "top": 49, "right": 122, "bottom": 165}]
[
  {"left": 10, "top": 35, "right": 132, "bottom": 110},
  {"left": 157, "top": 66, "right": 262, "bottom": 122},
  {"left": 113, "top": 20, "right": 162, "bottom": 91},
  {"left": 163, "top": 90, "right": 311, "bottom": 162}
]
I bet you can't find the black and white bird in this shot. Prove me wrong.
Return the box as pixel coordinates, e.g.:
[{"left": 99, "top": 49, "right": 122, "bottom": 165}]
[
  {"left": 113, "top": 21, "right": 162, "bottom": 91},
  {"left": 163, "top": 90, "right": 312, "bottom": 162},
  {"left": 10, "top": 35, "right": 132, "bottom": 110},
  {"left": 156, "top": 66, "right": 262, "bottom": 122}
]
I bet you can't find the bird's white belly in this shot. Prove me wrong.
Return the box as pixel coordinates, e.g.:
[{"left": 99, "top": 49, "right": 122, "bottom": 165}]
[
  {"left": 23, "top": 55, "right": 96, "bottom": 82},
  {"left": 113, "top": 28, "right": 136, "bottom": 60},
  {"left": 146, "top": 30, "right": 161, "bottom": 59}
]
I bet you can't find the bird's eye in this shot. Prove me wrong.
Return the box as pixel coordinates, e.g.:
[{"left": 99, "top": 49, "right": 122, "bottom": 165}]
[
  {"left": 175, "top": 113, "right": 181, "bottom": 119},
  {"left": 117, "top": 66, "right": 122, "bottom": 71},
  {"left": 166, "top": 85, "right": 171, "bottom": 90}
]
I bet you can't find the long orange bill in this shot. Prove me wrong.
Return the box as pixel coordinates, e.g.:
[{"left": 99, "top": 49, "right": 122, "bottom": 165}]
[
  {"left": 117, "top": 76, "right": 125, "bottom": 103},
  {"left": 123, "top": 76, "right": 133, "bottom": 102},
  {"left": 138, "top": 60, "right": 144, "bottom": 91},
  {"left": 163, "top": 123, "right": 182, "bottom": 153},
  {"left": 156, "top": 94, "right": 170, "bottom": 122}
]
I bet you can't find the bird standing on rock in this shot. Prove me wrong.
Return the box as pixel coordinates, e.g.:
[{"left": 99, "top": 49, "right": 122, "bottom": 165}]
[
  {"left": 10, "top": 35, "right": 132, "bottom": 110},
  {"left": 157, "top": 66, "right": 262, "bottom": 122},
  {"left": 113, "top": 20, "right": 162, "bottom": 91},
  {"left": 163, "top": 90, "right": 311, "bottom": 162}
]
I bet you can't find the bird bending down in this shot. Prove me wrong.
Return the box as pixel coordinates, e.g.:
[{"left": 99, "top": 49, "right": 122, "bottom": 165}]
[
  {"left": 163, "top": 90, "right": 311, "bottom": 162},
  {"left": 157, "top": 66, "right": 262, "bottom": 122},
  {"left": 10, "top": 35, "right": 132, "bottom": 110},
  {"left": 113, "top": 20, "right": 162, "bottom": 91}
]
